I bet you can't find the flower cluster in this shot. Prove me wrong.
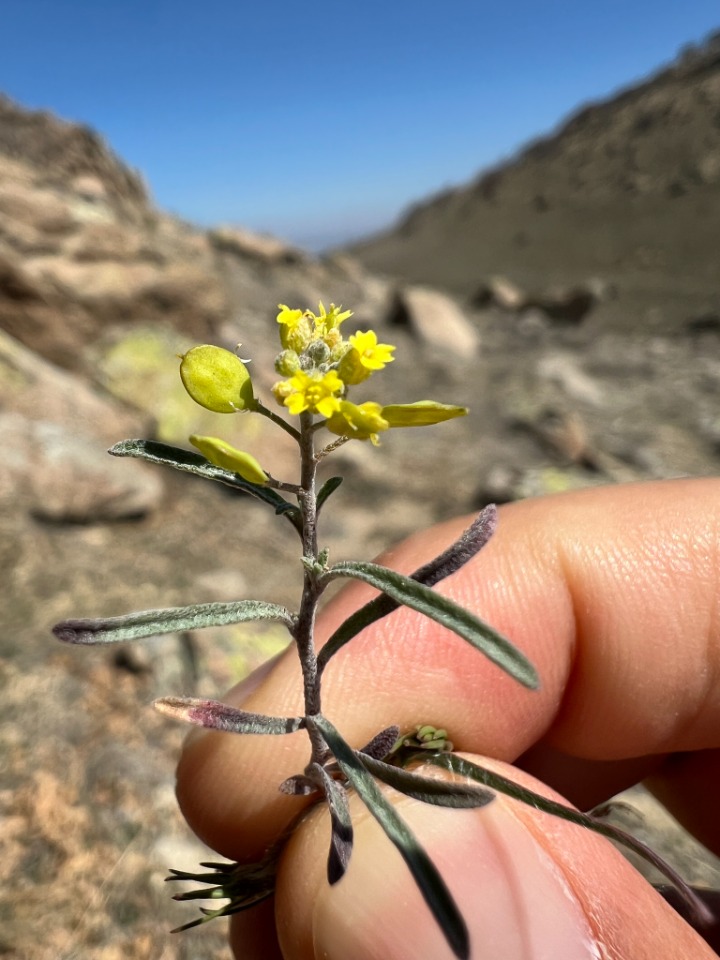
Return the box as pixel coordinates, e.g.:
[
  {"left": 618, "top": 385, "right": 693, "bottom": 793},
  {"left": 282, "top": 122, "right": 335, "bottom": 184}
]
[{"left": 178, "top": 302, "right": 468, "bottom": 481}]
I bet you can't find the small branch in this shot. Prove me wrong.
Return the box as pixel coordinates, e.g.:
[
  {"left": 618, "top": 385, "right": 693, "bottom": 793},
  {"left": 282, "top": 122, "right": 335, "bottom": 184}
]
[
  {"left": 264, "top": 474, "right": 302, "bottom": 494},
  {"left": 315, "top": 436, "right": 350, "bottom": 462},
  {"left": 254, "top": 400, "right": 302, "bottom": 442}
]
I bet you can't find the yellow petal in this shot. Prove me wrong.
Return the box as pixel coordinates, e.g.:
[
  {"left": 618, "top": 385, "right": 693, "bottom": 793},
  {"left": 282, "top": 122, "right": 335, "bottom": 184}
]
[
  {"left": 190, "top": 435, "right": 268, "bottom": 484},
  {"left": 180, "top": 345, "right": 254, "bottom": 413},
  {"left": 381, "top": 401, "right": 468, "bottom": 427},
  {"left": 326, "top": 401, "right": 389, "bottom": 441}
]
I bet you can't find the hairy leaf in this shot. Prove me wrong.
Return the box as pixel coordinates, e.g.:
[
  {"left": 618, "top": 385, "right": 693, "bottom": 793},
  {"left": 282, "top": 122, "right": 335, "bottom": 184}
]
[
  {"left": 318, "top": 507, "right": 498, "bottom": 672},
  {"left": 321, "top": 561, "right": 538, "bottom": 689},
  {"left": 429, "top": 753, "right": 714, "bottom": 929},
  {"left": 154, "top": 697, "right": 304, "bottom": 735},
  {"left": 311, "top": 762, "right": 354, "bottom": 884},
  {"left": 316, "top": 476, "right": 343, "bottom": 512},
  {"left": 311, "top": 716, "right": 469, "bottom": 960},
  {"left": 53, "top": 599, "right": 295, "bottom": 645},
  {"left": 360, "top": 754, "right": 494, "bottom": 808},
  {"left": 109, "top": 439, "right": 302, "bottom": 530}
]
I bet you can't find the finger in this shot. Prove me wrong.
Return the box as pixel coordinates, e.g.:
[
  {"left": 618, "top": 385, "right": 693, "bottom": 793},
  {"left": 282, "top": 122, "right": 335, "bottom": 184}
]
[
  {"left": 176, "top": 478, "right": 720, "bottom": 860},
  {"left": 271, "top": 756, "right": 717, "bottom": 960},
  {"left": 228, "top": 899, "right": 283, "bottom": 960}
]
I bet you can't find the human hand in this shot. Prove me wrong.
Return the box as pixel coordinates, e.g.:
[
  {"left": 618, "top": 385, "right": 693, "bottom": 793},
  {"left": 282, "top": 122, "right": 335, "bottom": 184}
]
[{"left": 176, "top": 478, "right": 720, "bottom": 959}]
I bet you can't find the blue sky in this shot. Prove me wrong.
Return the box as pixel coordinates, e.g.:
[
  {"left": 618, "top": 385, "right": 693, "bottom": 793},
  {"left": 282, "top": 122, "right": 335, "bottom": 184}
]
[{"left": 3, "top": 1, "right": 719, "bottom": 249}]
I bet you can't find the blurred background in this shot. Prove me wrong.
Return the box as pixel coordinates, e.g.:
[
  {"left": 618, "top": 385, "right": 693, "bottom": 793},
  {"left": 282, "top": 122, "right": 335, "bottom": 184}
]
[{"left": 2, "top": 2, "right": 720, "bottom": 957}]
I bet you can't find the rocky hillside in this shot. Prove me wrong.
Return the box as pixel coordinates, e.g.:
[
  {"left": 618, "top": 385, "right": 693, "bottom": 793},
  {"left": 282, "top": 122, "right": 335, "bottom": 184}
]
[
  {"left": 349, "top": 34, "right": 720, "bottom": 333},
  {"left": 1, "top": 90, "right": 719, "bottom": 959}
]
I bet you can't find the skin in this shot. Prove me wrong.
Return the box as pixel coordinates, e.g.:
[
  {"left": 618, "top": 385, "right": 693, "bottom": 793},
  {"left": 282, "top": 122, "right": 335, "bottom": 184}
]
[{"left": 176, "top": 478, "right": 720, "bottom": 959}]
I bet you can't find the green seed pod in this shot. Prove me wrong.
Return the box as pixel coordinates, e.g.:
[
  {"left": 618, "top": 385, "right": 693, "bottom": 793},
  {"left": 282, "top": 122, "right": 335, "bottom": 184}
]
[
  {"left": 180, "top": 345, "right": 255, "bottom": 413},
  {"left": 189, "top": 435, "right": 268, "bottom": 485}
]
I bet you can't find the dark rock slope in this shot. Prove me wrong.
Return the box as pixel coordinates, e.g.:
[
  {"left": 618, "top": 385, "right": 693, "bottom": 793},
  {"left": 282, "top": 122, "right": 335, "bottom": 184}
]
[{"left": 348, "top": 34, "right": 720, "bottom": 333}]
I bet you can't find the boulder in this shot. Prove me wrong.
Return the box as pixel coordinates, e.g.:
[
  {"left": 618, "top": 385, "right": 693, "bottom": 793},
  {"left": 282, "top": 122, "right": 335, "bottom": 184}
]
[
  {"left": 0, "top": 412, "right": 163, "bottom": 522},
  {"left": 209, "top": 225, "right": 305, "bottom": 265},
  {"left": 471, "top": 275, "right": 527, "bottom": 311},
  {"left": 385, "top": 285, "right": 480, "bottom": 356}
]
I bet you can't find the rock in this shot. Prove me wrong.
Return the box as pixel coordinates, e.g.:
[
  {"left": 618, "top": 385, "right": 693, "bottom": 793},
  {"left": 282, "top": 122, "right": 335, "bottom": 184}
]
[
  {"left": 0, "top": 327, "right": 148, "bottom": 443},
  {"left": 537, "top": 352, "right": 606, "bottom": 407},
  {"left": 0, "top": 94, "right": 149, "bottom": 219},
  {"left": 529, "top": 284, "right": 598, "bottom": 324},
  {"left": 385, "top": 285, "right": 480, "bottom": 356},
  {"left": 0, "top": 412, "right": 163, "bottom": 522},
  {"left": 209, "top": 225, "right": 305, "bottom": 264},
  {"left": 471, "top": 275, "right": 527, "bottom": 311},
  {"left": 0, "top": 251, "right": 96, "bottom": 369},
  {"left": 686, "top": 311, "right": 720, "bottom": 333}
]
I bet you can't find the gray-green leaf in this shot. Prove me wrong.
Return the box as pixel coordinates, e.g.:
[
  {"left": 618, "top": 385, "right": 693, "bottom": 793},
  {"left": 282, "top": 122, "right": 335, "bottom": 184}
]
[
  {"left": 318, "top": 507, "right": 497, "bottom": 674},
  {"left": 110, "top": 439, "right": 302, "bottom": 532},
  {"left": 429, "top": 753, "right": 714, "bottom": 929},
  {"left": 360, "top": 754, "right": 494, "bottom": 809},
  {"left": 53, "top": 599, "right": 295, "bottom": 645},
  {"left": 321, "top": 560, "right": 538, "bottom": 689},
  {"left": 311, "top": 715, "right": 469, "bottom": 960}
]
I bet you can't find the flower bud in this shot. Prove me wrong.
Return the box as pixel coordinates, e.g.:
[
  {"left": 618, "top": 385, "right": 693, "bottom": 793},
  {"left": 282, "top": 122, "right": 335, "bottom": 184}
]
[
  {"left": 326, "top": 401, "right": 389, "bottom": 445},
  {"left": 274, "top": 349, "right": 300, "bottom": 376},
  {"left": 180, "top": 345, "right": 254, "bottom": 413}
]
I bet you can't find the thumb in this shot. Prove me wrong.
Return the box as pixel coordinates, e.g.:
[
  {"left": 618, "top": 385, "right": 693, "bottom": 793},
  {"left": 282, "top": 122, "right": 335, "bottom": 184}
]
[{"left": 269, "top": 756, "right": 715, "bottom": 960}]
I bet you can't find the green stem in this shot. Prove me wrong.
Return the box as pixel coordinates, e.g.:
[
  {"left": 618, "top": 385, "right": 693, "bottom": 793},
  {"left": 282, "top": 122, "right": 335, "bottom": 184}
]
[{"left": 254, "top": 400, "right": 302, "bottom": 442}]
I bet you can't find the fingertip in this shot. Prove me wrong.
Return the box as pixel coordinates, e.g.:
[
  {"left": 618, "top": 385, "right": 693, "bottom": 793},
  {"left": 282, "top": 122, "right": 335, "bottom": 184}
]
[{"left": 275, "top": 757, "right": 715, "bottom": 960}]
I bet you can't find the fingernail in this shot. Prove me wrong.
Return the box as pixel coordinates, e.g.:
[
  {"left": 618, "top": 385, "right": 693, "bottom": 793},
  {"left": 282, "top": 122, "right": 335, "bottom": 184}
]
[{"left": 314, "top": 796, "right": 600, "bottom": 960}]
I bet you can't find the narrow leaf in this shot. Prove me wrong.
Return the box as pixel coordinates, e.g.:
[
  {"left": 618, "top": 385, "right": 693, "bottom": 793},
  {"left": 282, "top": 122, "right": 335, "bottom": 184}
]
[
  {"left": 154, "top": 697, "right": 304, "bottom": 735},
  {"left": 429, "top": 754, "right": 714, "bottom": 929},
  {"left": 317, "top": 476, "right": 343, "bottom": 512},
  {"left": 318, "top": 507, "right": 498, "bottom": 673},
  {"left": 311, "top": 716, "right": 469, "bottom": 960},
  {"left": 53, "top": 599, "right": 295, "bottom": 645},
  {"left": 412, "top": 505, "right": 498, "bottom": 584},
  {"left": 109, "top": 439, "right": 302, "bottom": 532},
  {"left": 360, "top": 754, "right": 494, "bottom": 809},
  {"left": 311, "top": 762, "right": 354, "bottom": 884},
  {"left": 321, "top": 561, "right": 538, "bottom": 689}
]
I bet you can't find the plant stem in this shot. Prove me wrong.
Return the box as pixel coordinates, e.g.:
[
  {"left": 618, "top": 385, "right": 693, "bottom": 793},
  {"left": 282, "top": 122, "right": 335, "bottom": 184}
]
[
  {"left": 254, "top": 399, "right": 302, "bottom": 442},
  {"left": 295, "top": 411, "right": 326, "bottom": 762}
]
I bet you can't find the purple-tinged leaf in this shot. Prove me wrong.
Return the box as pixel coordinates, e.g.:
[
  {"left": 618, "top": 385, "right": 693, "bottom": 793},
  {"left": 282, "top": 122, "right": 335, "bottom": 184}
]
[
  {"left": 318, "top": 507, "right": 498, "bottom": 674},
  {"left": 311, "top": 762, "right": 354, "bottom": 884},
  {"left": 278, "top": 774, "right": 318, "bottom": 796},
  {"left": 358, "top": 726, "right": 401, "bottom": 761},
  {"left": 154, "top": 697, "right": 304, "bottom": 735}
]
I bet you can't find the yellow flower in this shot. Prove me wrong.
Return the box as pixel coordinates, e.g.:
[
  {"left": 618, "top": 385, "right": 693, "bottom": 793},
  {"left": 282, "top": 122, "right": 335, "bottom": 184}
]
[
  {"left": 276, "top": 304, "right": 313, "bottom": 352},
  {"left": 314, "top": 301, "right": 353, "bottom": 331},
  {"left": 337, "top": 330, "right": 395, "bottom": 384},
  {"left": 381, "top": 401, "right": 468, "bottom": 427},
  {"left": 326, "top": 401, "right": 389, "bottom": 445},
  {"left": 180, "top": 345, "right": 255, "bottom": 413},
  {"left": 189, "top": 435, "right": 268, "bottom": 484},
  {"left": 280, "top": 369, "right": 344, "bottom": 417}
]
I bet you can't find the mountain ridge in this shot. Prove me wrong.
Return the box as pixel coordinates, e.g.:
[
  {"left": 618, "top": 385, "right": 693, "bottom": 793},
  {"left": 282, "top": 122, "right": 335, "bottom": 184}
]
[{"left": 347, "top": 31, "right": 720, "bottom": 331}]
